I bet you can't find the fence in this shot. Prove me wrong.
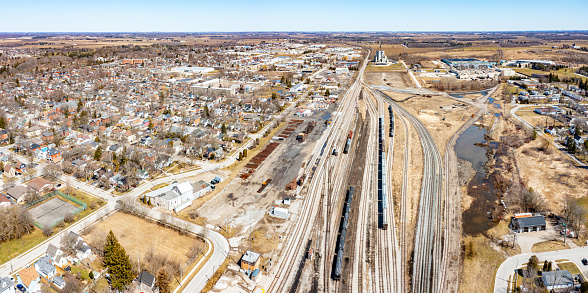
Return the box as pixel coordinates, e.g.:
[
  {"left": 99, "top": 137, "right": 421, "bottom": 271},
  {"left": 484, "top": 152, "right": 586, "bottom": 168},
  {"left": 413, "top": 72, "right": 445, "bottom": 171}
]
[{"left": 30, "top": 190, "right": 87, "bottom": 230}]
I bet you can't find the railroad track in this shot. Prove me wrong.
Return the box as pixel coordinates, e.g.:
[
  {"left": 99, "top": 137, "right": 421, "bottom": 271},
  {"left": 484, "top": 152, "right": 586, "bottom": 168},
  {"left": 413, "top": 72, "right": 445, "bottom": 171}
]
[
  {"left": 268, "top": 53, "right": 370, "bottom": 292},
  {"left": 373, "top": 88, "right": 445, "bottom": 293},
  {"left": 268, "top": 77, "right": 361, "bottom": 293}
]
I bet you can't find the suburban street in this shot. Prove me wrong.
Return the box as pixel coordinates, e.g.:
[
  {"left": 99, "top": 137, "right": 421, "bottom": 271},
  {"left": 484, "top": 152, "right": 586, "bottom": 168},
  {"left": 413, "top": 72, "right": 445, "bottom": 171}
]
[{"left": 494, "top": 246, "right": 588, "bottom": 293}]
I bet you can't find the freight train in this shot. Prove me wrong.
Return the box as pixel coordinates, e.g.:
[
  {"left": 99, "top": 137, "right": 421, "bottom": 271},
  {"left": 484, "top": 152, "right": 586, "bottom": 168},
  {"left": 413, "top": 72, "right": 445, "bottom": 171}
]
[
  {"left": 379, "top": 116, "right": 388, "bottom": 230},
  {"left": 388, "top": 105, "right": 394, "bottom": 137},
  {"left": 333, "top": 186, "right": 354, "bottom": 280},
  {"left": 343, "top": 131, "right": 353, "bottom": 154}
]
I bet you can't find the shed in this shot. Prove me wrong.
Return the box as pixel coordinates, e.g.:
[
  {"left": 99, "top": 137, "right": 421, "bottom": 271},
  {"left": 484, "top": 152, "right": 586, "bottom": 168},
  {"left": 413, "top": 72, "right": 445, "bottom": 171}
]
[
  {"left": 241, "top": 250, "right": 261, "bottom": 271},
  {"left": 271, "top": 207, "right": 289, "bottom": 220}
]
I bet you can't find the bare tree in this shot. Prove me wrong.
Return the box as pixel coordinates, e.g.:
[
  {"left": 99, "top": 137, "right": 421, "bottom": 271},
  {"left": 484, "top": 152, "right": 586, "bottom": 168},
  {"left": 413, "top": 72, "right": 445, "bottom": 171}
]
[
  {"left": 43, "top": 163, "right": 62, "bottom": 181},
  {"left": 562, "top": 196, "right": 586, "bottom": 237}
]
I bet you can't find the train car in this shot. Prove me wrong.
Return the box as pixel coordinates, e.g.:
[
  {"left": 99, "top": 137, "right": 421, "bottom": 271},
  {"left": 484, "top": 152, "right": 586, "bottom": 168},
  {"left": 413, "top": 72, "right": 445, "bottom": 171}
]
[
  {"left": 333, "top": 248, "right": 343, "bottom": 280},
  {"left": 332, "top": 186, "right": 354, "bottom": 280},
  {"left": 343, "top": 131, "right": 353, "bottom": 154},
  {"left": 382, "top": 154, "right": 388, "bottom": 230}
]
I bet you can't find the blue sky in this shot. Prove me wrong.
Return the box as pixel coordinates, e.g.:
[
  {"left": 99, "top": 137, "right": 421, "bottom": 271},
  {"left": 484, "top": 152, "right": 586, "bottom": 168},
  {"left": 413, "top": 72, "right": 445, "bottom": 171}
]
[{"left": 1, "top": 0, "right": 587, "bottom": 32}]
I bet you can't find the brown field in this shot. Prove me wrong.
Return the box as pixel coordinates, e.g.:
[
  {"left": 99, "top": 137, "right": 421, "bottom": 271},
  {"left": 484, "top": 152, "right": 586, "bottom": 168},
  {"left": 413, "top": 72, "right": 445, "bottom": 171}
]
[
  {"left": 515, "top": 138, "right": 588, "bottom": 211},
  {"left": 86, "top": 212, "right": 203, "bottom": 266}
]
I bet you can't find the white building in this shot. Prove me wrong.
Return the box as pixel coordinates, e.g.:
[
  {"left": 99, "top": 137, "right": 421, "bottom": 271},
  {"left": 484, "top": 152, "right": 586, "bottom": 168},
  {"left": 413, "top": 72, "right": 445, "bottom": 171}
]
[
  {"left": 145, "top": 182, "right": 194, "bottom": 212},
  {"left": 172, "top": 66, "right": 214, "bottom": 76}
]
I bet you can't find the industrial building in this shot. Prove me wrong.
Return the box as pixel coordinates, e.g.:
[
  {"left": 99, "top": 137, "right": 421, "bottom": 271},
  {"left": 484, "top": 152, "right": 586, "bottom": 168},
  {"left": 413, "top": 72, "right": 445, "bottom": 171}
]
[
  {"left": 172, "top": 66, "right": 214, "bottom": 76},
  {"left": 373, "top": 45, "right": 388, "bottom": 65},
  {"left": 442, "top": 58, "right": 495, "bottom": 69}
]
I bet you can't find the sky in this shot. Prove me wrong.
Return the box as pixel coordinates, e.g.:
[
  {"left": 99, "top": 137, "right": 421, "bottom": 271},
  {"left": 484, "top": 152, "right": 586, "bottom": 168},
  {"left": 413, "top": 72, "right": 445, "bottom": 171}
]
[{"left": 1, "top": 0, "right": 587, "bottom": 32}]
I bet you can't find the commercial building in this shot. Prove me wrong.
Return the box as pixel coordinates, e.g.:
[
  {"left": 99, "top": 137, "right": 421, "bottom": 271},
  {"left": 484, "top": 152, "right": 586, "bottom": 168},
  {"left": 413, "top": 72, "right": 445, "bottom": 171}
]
[
  {"left": 509, "top": 213, "right": 546, "bottom": 233},
  {"left": 191, "top": 79, "right": 238, "bottom": 97}
]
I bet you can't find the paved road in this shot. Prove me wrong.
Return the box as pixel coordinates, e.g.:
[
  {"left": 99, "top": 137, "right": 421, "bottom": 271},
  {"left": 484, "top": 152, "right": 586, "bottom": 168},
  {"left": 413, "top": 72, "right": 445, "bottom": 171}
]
[{"left": 494, "top": 246, "right": 588, "bottom": 293}]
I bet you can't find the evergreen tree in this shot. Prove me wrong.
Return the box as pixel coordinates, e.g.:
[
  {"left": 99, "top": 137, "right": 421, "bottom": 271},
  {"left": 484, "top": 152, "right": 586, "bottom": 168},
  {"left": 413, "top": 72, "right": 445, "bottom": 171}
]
[
  {"left": 103, "top": 230, "right": 118, "bottom": 267},
  {"left": 271, "top": 92, "right": 277, "bottom": 100},
  {"left": 238, "top": 152, "right": 243, "bottom": 161},
  {"left": 156, "top": 268, "right": 171, "bottom": 293},
  {"left": 109, "top": 243, "right": 134, "bottom": 291},
  {"left": 324, "top": 88, "right": 330, "bottom": 96},
  {"left": 77, "top": 99, "right": 83, "bottom": 111},
  {"left": 94, "top": 146, "right": 102, "bottom": 161},
  {"left": 0, "top": 116, "right": 6, "bottom": 129},
  {"left": 243, "top": 149, "right": 248, "bottom": 157},
  {"left": 221, "top": 123, "right": 227, "bottom": 134},
  {"left": 103, "top": 231, "right": 133, "bottom": 291},
  {"left": 542, "top": 260, "right": 548, "bottom": 271}
]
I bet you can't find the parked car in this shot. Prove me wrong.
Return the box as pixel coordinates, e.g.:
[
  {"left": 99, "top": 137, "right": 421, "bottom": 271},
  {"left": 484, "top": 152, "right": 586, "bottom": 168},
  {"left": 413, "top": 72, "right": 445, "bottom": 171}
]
[
  {"left": 561, "top": 229, "right": 575, "bottom": 237},
  {"left": 16, "top": 284, "right": 26, "bottom": 292},
  {"left": 582, "top": 258, "right": 588, "bottom": 266}
]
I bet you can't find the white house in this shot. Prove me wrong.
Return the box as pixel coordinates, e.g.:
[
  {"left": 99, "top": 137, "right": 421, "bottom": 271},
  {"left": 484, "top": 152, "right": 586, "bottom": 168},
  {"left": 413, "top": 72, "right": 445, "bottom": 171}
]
[
  {"left": 145, "top": 182, "right": 194, "bottom": 211},
  {"left": 34, "top": 256, "right": 56, "bottom": 279},
  {"left": 0, "top": 277, "right": 15, "bottom": 293}
]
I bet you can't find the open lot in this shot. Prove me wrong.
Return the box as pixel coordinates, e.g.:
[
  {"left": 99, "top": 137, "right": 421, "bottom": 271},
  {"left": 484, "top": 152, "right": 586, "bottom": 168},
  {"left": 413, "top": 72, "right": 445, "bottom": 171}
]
[
  {"left": 28, "top": 197, "right": 79, "bottom": 229},
  {"left": 86, "top": 212, "right": 204, "bottom": 269}
]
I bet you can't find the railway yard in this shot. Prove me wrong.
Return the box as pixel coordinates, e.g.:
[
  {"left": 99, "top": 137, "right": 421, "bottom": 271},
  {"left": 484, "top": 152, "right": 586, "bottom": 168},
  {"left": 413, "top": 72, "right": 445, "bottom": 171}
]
[{"left": 200, "top": 53, "right": 494, "bottom": 293}]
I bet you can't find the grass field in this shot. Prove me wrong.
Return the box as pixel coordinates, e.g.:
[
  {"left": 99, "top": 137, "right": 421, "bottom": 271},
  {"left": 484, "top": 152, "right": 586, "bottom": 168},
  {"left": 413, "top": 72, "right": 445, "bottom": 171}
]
[
  {"left": 531, "top": 240, "right": 569, "bottom": 253},
  {"left": 557, "top": 262, "right": 581, "bottom": 275},
  {"left": 0, "top": 228, "right": 45, "bottom": 265}
]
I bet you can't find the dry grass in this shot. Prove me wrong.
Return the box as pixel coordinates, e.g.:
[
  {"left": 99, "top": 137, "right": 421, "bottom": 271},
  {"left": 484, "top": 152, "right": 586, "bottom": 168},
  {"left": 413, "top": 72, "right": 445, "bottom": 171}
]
[
  {"left": 201, "top": 257, "right": 230, "bottom": 293},
  {"left": 556, "top": 262, "right": 581, "bottom": 275},
  {"left": 531, "top": 240, "right": 569, "bottom": 253},
  {"left": 86, "top": 212, "right": 201, "bottom": 266},
  {"left": 460, "top": 220, "right": 519, "bottom": 293},
  {"left": 515, "top": 138, "right": 588, "bottom": 211}
]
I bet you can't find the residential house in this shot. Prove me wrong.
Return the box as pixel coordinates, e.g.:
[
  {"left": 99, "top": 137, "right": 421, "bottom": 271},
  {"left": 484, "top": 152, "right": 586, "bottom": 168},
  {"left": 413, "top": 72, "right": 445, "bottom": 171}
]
[
  {"left": 41, "top": 131, "right": 54, "bottom": 143},
  {"left": 6, "top": 186, "right": 30, "bottom": 204},
  {"left": 26, "top": 177, "right": 54, "bottom": 194},
  {"left": 542, "top": 270, "right": 575, "bottom": 290},
  {"left": 0, "top": 129, "right": 9, "bottom": 143},
  {"left": 67, "top": 231, "right": 93, "bottom": 260},
  {"left": 46, "top": 244, "right": 67, "bottom": 268},
  {"left": 14, "top": 161, "right": 26, "bottom": 175},
  {"left": 144, "top": 181, "right": 194, "bottom": 212},
  {"left": 34, "top": 256, "right": 56, "bottom": 279},
  {"left": 0, "top": 276, "right": 15, "bottom": 293},
  {"left": 47, "top": 148, "right": 62, "bottom": 163},
  {"left": 135, "top": 271, "right": 156, "bottom": 293},
  {"left": 0, "top": 193, "right": 11, "bottom": 208},
  {"left": 26, "top": 126, "right": 43, "bottom": 138},
  {"left": 16, "top": 266, "right": 40, "bottom": 293}
]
